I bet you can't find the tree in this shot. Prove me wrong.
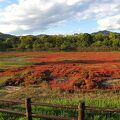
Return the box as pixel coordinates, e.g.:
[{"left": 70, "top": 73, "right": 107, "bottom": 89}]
[
  {"left": 77, "top": 33, "right": 93, "bottom": 47},
  {"left": 33, "top": 37, "right": 44, "bottom": 50},
  {"left": 19, "top": 36, "right": 35, "bottom": 49},
  {"left": 5, "top": 37, "right": 19, "bottom": 48},
  {"left": 0, "top": 41, "right": 7, "bottom": 51},
  {"left": 102, "top": 38, "right": 112, "bottom": 46},
  {"left": 93, "top": 33, "right": 106, "bottom": 42},
  {"left": 112, "top": 39, "right": 120, "bottom": 47}
]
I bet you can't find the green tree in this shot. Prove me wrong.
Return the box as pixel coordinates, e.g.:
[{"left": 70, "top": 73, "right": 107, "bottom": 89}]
[
  {"left": 77, "top": 33, "right": 93, "bottom": 47},
  {"left": 19, "top": 36, "right": 35, "bottom": 49},
  {"left": 5, "top": 37, "right": 19, "bottom": 48}
]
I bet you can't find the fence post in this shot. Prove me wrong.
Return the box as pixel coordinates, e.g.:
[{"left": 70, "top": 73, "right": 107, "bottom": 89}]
[
  {"left": 25, "top": 98, "right": 32, "bottom": 120},
  {"left": 78, "top": 101, "right": 85, "bottom": 120}
]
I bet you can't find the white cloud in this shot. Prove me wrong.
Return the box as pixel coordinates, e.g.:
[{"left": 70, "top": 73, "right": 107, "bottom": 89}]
[
  {"left": 97, "top": 15, "right": 120, "bottom": 30},
  {"left": 0, "top": 0, "right": 120, "bottom": 34},
  {"left": 89, "top": 0, "right": 120, "bottom": 30}
]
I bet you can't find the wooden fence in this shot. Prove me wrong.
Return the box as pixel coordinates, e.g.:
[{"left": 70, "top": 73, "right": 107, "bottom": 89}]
[{"left": 0, "top": 98, "right": 120, "bottom": 120}]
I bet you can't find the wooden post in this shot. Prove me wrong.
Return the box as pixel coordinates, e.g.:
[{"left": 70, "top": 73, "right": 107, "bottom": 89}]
[
  {"left": 25, "top": 98, "right": 32, "bottom": 120},
  {"left": 78, "top": 102, "right": 85, "bottom": 120}
]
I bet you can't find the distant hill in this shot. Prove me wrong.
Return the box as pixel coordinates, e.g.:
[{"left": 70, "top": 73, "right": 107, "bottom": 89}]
[
  {"left": 0, "top": 30, "right": 120, "bottom": 40},
  {"left": 92, "top": 30, "right": 120, "bottom": 35},
  {"left": 0, "top": 32, "right": 15, "bottom": 39},
  {"left": 36, "top": 34, "right": 50, "bottom": 38}
]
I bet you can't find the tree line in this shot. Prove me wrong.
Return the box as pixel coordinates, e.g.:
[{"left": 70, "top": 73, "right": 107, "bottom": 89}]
[{"left": 0, "top": 32, "right": 120, "bottom": 51}]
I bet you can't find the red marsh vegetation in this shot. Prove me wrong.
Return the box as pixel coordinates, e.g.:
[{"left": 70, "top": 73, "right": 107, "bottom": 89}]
[{"left": 0, "top": 52, "right": 120, "bottom": 91}]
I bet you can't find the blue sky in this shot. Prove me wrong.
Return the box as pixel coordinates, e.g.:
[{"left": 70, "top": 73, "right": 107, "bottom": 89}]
[
  {"left": 0, "top": 0, "right": 120, "bottom": 35},
  {"left": 42, "top": 19, "right": 98, "bottom": 35},
  {"left": 0, "top": 0, "right": 17, "bottom": 8}
]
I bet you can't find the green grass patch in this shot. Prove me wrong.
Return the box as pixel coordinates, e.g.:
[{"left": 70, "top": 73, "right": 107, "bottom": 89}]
[{"left": 0, "top": 61, "right": 34, "bottom": 67}]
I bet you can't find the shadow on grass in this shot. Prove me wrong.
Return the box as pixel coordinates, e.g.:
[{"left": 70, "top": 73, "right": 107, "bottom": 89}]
[{"left": 34, "top": 60, "right": 120, "bottom": 65}]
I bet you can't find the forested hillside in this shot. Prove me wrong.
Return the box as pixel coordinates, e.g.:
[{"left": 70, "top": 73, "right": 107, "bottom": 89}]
[{"left": 0, "top": 30, "right": 120, "bottom": 51}]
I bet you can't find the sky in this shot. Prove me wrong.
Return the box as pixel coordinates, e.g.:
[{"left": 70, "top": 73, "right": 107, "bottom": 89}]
[{"left": 0, "top": 0, "right": 120, "bottom": 35}]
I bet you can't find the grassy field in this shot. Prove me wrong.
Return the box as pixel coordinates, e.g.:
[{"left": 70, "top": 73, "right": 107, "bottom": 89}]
[
  {"left": 0, "top": 87, "right": 120, "bottom": 119},
  {"left": 0, "top": 87, "right": 120, "bottom": 120}
]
